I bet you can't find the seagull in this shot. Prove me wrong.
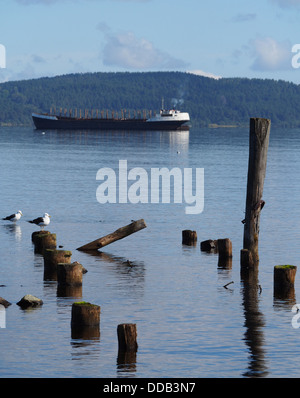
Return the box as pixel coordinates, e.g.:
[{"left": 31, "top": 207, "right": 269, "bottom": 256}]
[
  {"left": 2, "top": 210, "right": 23, "bottom": 222},
  {"left": 28, "top": 213, "right": 51, "bottom": 230}
]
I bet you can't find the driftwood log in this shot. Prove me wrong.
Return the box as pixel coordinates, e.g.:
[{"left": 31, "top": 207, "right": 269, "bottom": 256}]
[{"left": 76, "top": 219, "right": 147, "bottom": 251}]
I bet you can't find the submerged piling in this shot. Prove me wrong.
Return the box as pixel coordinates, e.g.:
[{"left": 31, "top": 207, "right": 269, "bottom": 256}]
[
  {"left": 71, "top": 302, "right": 100, "bottom": 327},
  {"left": 43, "top": 249, "right": 72, "bottom": 280},
  {"left": 32, "top": 231, "right": 56, "bottom": 254},
  {"left": 274, "top": 265, "right": 297, "bottom": 297},
  {"left": 57, "top": 262, "right": 83, "bottom": 286},
  {"left": 71, "top": 302, "right": 100, "bottom": 339},
  {"left": 217, "top": 238, "right": 232, "bottom": 268},
  {"left": 182, "top": 230, "right": 197, "bottom": 246},
  {"left": 241, "top": 118, "right": 271, "bottom": 269},
  {"left": 117, "top": 323, "right": 138, "bottom": 352}
]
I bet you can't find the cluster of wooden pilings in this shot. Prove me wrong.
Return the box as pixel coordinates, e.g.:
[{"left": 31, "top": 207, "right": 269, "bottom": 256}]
[
  {"left": 30, "top": 229, "right": 138, "bottom": 352},
  {"left": 182, "top": 118, "right": 297, "bottom": 298},
  {"left": 50, "top": 107, "right": 154, "bottom": 120}
]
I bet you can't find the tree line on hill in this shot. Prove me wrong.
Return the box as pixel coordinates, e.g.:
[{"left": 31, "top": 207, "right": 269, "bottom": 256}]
[{"left": 0, "top": 71, "right": 300, "bottom": 128}]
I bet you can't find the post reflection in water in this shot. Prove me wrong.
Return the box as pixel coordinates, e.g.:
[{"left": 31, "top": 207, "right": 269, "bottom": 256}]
[
  {"left": 240, "top": 265, "right": 268, "bottom": 377},
  {"left": 116, "top": 350, "right": 137, "bottom": 375}
]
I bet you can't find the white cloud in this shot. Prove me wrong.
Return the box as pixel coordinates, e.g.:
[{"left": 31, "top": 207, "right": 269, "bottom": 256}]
[
  {"left": 102, "top": 31, "right": 188, "bottom": 70},
  {"left": 187, "top": 69, "right": 222, "bottom": 80},
  {"left": 250, "top": 37, "right": 292, "bottom": 71}
]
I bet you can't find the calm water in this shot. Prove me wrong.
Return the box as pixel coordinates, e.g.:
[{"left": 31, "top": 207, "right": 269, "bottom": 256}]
[{"left": 0, "top": 125, "right": 299, "bottom": 378}]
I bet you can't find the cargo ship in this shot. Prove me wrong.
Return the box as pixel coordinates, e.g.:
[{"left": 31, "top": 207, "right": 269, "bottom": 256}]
[{"left": 32, "top": 106, "right": 190, "bottom": 131}]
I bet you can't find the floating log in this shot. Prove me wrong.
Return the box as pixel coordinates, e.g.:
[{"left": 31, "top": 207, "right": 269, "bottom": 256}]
[
  {"left": 241, "top": 118, "right": 271, "bottom": 269},
  {"left": 71, "top": 302, "right": 100, "bottom": 327},
  {"left": 77, "top": 219, "right": 147, "bottom": 251},
  {"left": 274, "top": 265, "right": 297, "bottom": 296},
  {"left": 117, "top": 323, "right": 138, "bottom": 352},
  {"left": 200, "top": 239, "right": 218, "bottom": 252},
  {"left": 182, "top": 230, "right": 197, "bottom": 246}
]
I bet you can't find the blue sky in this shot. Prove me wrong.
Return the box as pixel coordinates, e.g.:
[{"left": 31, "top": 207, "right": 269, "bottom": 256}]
[{"left": 1, "top": 0, "right": 300, "bottom": 83}]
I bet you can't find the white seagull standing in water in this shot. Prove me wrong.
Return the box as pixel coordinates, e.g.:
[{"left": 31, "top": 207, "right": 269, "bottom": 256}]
[
  {"left": 2, "top": 210, "right": 23, "bottom": 222},
  {"left": 28, "top": 213, "right": 51, "bottom": 230}
]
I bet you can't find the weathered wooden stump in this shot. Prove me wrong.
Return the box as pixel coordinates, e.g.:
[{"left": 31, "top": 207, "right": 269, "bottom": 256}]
[
  {"left": 32, "top": 230, "right": 48, "bottom": 243},
  {"left": 200, "top": 239, "right": 218, "bottom": 252},
  {"left": 71, "top": 302, "right": 100, "bottom": 327},
  {"left": 241, "top": 118, "right": 271, "bottom": 269},
  {"left": 218, "top": 239, "right": 232, "bottom": 259},
  {"left": 57, "top": 262, "right": 83, "bottom": 286},
  {"left": 32, "top": 231, "right": 56, "bottom": 254},
  {"left": 218, "top": 257, "right": 232, "bottom": 269},
  {"left": 274, "top": 265, "right": 297, "bottom": 297},
  {"left": 43, "top": 249, "right": 72, "bottom": 281},
  {"left": 117, "top": 323, "right": 138, "bottom": 352},
  {"left": 182, "top": 230, "right": 197, "bottom": 246},
  {"left": 44, "top": 249, "right": 72, "bottom": 268}
]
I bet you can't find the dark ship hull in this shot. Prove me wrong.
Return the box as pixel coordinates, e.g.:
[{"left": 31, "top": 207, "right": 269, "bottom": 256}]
[{"left": 32, "top": 113, "right": 190, "bottom": 131}]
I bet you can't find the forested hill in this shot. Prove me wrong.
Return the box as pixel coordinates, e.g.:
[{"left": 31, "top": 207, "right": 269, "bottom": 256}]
[{"left": 1, "top": 71, "right": 300, "bottom": 128}]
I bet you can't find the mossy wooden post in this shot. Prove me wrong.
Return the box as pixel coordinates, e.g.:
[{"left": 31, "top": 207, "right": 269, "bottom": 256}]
[
  {"left": 182, "top": 230, "right": 197, "bottom": 246},
  {"left": 43, "top": 249, "right": 72, "bottom": 281},
  {"left": 117, "top": 323, "right": 138, "bottom": 352},
  {"left": 71, "top": 302, "right": 100, "bottom": 327},
  {"left": 32, "top": 231, "right": 56, "bottom": 254},
  {"left": 274, "top": 265, "right": 297, "bottom": 296},
  {"left": 32, "top": 230, "right": 48, "bottom": 243},
  {"left": 241, "top": 118, "right": 271, "bottom": 269}
]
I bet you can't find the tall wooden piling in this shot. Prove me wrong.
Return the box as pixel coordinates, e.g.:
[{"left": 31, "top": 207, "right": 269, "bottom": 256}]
[{"left": 241, "top": 118, "right": 271, "bottom": 269}]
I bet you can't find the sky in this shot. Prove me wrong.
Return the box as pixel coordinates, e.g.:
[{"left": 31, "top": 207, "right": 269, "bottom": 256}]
[{"left": 1, "top": 0, "right": 300, "bottom": 83}]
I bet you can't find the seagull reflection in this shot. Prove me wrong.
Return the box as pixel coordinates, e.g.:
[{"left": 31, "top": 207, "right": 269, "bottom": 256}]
[{"left": 2, "top": 223, "right": 22, "bottom": 241}]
